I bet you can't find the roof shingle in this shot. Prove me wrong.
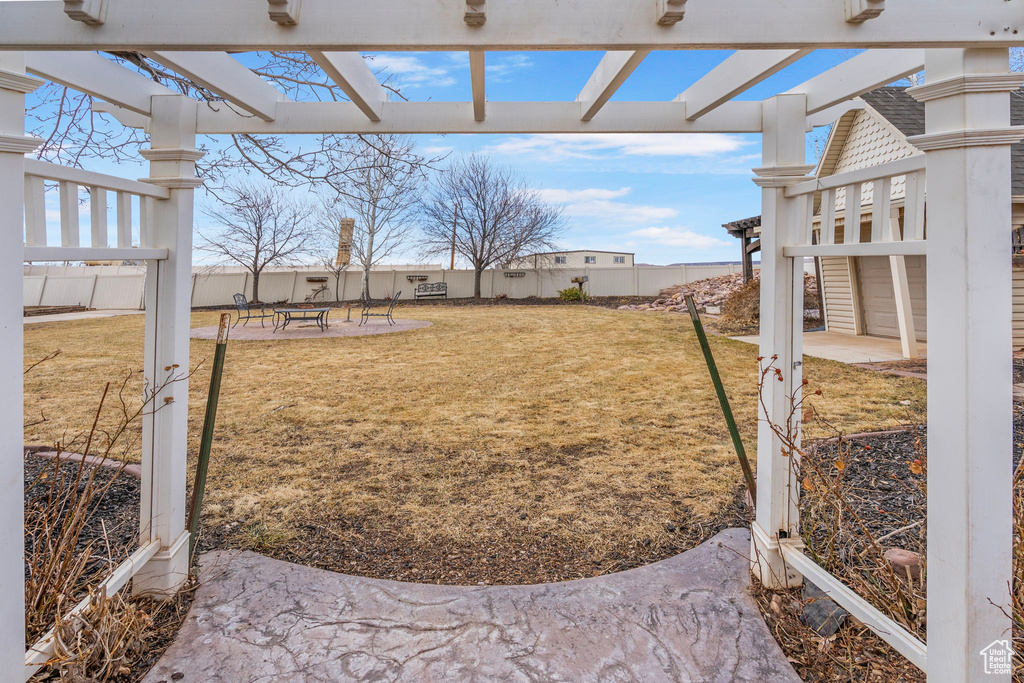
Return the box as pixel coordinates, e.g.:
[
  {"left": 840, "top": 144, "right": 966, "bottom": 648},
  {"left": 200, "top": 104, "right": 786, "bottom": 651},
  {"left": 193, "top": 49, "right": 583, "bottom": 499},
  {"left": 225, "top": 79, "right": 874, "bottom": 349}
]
[{"left": 862, "top": 86, "right": 1024, "bottom": 195}]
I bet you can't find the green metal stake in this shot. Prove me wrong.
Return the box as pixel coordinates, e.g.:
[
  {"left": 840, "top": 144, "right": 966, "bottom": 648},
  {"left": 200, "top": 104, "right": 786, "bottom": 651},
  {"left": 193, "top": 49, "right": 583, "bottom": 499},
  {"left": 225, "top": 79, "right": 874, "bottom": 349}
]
[
  {"left": 186, "top": 312, "right": 231, "bottom": 561},
  {"left": 683, "top": 294, "right": 757, "bottom": 508}
]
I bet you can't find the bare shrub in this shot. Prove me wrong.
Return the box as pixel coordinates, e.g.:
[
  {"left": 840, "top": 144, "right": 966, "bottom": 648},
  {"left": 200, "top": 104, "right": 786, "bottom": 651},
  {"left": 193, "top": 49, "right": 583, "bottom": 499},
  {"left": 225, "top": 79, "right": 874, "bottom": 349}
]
[
  {"left": 753, "top": 356, "right": 928, "bottom": 679},
  {"left": 24, "top": 358, "right": 193, "bottom": 679}
]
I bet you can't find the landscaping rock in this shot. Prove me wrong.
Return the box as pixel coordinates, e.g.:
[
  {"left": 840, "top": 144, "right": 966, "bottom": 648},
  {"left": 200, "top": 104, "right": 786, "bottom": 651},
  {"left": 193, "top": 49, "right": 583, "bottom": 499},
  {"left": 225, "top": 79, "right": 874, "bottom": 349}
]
[
  {"left": 801, "top": 580, "right": 849, "bottom": 636},
  {"left": 616, "top": 273, "right": 820, "bottom": 319},
  {"left": 884, "top": 548, "right": 923, "bottom": 582}
]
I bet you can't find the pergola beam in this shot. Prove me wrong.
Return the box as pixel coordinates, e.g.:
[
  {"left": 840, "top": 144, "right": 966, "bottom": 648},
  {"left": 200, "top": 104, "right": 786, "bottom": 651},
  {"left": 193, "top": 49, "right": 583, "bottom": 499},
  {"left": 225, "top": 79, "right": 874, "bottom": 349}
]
[
  {"left": 470, "top": 50, "right": 486, "bottom": 122},
  {"left": 676, "top": 49, "right": 811, "bottom": 120},
  {"left": 143, "top": 51, "right": 286, "bottom": 121},
  {"left": 307, "top": 51, "right": 385, "bottom": 122},
  {"left": 25, "top": 51, "right": 179, "bottom": 116},
  {"left": 192, "top": 100, "right": 765, "bottom": 134},
  {"left": 0, "top": 0, "right": 1021, "bottom": 50},
  {"left": 786, "top": 49, "right": 925, "bottom": 115},
  {"left": 578, "top": 51, "right": 650, "bottom": 122}
]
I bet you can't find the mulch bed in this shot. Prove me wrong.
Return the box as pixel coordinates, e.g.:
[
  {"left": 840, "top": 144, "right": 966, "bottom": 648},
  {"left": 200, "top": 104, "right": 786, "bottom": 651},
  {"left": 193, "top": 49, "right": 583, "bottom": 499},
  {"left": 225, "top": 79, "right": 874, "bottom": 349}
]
[
  {"left": 24, "top": 453, "right": 194, "bottom": 683},
  {"left": 24, "top": 453, "right": 140, "bottom": 586},
  {"left": 756, "top": 405, "right": 1024, "bottom": 682},
  {"left": 194, "top": 486, "right": 751, "bottom": 586}
]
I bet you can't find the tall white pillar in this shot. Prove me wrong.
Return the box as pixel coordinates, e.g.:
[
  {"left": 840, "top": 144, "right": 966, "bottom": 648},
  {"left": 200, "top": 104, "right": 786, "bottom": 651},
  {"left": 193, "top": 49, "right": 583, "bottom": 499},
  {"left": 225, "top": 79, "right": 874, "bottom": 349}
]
[
  {"left": 133, "top": 95, "right": 204, "bottom": 597},
  {"left": 750, "top": 94, "right": 815, "bottom": 589},
  {"left": 908, "top": 50, "right": 1024, "bottom": 682},
  {"left": 0, "top": 52, "right": 41, "bottom": 676}
]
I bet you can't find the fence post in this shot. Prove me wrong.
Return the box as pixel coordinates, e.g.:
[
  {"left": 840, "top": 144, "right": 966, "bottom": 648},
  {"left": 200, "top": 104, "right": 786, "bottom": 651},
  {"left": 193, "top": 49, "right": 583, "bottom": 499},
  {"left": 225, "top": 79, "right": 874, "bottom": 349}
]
[
  {"left": 750, "top": 94, "right": 816, "bottom": 591},
  {"left": 133, "top": 95, "right": 204, "bottom": 598},
  {"left": 909, "top": 48, "right": 1022, "bottom": 682},
  {"left": 86, "top": 273, "right": 98, "bottom": 309},
  {"left": 0, "top": 51, "right": 41, "bottom": 675}
]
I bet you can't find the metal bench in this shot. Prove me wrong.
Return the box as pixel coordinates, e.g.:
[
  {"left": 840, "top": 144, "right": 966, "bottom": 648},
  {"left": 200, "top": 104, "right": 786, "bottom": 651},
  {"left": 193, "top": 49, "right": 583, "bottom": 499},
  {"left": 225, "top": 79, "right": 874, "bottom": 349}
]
[
  {"left": 414, "top": 282, "right": 447, "bottom": 300},
  {"left": 232, "top": 293, "right": 276, "bottom": 328},
  {"left": 360, "top": 291, "right": 401, "bottom": 326}
]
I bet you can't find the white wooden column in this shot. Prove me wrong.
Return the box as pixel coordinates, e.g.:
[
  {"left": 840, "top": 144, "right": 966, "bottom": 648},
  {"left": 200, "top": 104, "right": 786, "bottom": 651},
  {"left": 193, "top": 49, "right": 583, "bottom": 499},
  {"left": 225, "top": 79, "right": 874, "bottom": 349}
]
[
  {"left": 0, "top": 51, "right": 41, "bottom": 678},
  {"left": 750, "top": 94, "right": 816, "bottom": 589},
  {"left": 907, "top": 50, "right": 1024, "bottom": 682},
  {"left": 133, "top": 95, "right": 204, "bottom": 597}
]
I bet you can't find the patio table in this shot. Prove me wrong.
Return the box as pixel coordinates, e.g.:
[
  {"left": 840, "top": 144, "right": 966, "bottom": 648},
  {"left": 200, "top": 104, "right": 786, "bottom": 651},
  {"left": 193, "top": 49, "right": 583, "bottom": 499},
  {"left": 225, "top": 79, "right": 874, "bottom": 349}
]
[{"left": 273, "top": 307, "right": 331, "bottom": 333}]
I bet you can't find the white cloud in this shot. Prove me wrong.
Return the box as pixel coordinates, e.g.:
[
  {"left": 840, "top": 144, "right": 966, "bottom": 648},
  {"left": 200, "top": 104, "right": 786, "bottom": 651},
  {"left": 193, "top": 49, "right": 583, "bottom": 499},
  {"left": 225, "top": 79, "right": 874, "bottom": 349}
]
[
  {"left": 486, "top": 54, "right": 534, "bottom": 82},
  {"left": 627, "top": 226, "right": 732, "bottom": 250},
  {"left": 536, "top": 186, "right": 678, "bottom": 224},
  {"left": 535, "top": 187, "right": 632, "bottom": 202},
  {"left": 369, "top": 54, "right": 456, "bottom": 89},
  {"left": 486, "top": 133, "right": 752, "bottom": 161},
  {"left": 368, "top": 51, "right": 533, "bottom": 90}
]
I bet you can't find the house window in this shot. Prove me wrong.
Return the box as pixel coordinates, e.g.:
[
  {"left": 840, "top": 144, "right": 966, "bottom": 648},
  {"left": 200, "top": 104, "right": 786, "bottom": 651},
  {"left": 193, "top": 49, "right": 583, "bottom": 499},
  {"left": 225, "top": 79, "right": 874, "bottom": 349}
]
[
  {"left": 554, "top": 256, "right": 567, "bottom": 264},
  {"left": 614, "top": 256, "right": 625, "bottom": 264},
  {"left": 584, "top": 256, "right": 596, "bottom": 264}
]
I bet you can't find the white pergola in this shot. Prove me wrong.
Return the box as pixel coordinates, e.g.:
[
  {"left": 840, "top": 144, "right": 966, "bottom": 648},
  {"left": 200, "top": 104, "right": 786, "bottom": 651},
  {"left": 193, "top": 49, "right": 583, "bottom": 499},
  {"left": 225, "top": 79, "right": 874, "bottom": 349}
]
[{"left": 2, "top": 1, "right": 1022, "bottom": 681}]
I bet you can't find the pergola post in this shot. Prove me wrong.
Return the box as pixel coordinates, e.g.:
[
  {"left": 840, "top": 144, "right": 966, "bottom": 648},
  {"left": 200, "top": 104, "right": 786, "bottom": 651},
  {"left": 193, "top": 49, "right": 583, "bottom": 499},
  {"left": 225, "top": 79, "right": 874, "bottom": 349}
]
[
  {"left": 132, "top": 95, "right": 203, "bottom": 597},
  {"left": 750, "top": 94, "right": 815, "bottom": 589},
  {"left": 0, "top": 49, "right": 41, "bottom": 678},
  {"left": 907, "top": 49, "right": 1024, "bottom": 682}
]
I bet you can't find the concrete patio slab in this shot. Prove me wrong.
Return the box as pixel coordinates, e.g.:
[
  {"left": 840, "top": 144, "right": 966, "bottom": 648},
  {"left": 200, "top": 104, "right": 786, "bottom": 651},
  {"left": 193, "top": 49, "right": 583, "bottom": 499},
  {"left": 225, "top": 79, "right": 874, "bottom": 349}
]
[
  {"left": 191, "top": 318, "right": 432, "bottom": 341},
  {"left": 142, "top": 528, "right": 798, "bottom": 683},
  {"left": 731, "top": 330, "right": 927, "bottom": 364}
]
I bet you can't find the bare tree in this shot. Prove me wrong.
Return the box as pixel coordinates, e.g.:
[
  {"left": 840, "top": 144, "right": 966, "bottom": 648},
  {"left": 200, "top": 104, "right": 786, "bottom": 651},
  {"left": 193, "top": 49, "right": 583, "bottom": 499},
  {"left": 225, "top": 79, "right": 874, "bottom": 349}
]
[
  {"left": 319, "top": 135, "right": 424, "bottom": 301},
  {"left": 420, "top": 155, "right": 565, "bottom": 298},
  {"left": 199, "top": 182, "right": 316, "bottom": 303},
  {"left": 25, "top": 52, "right": 438, "bottom": 191}
]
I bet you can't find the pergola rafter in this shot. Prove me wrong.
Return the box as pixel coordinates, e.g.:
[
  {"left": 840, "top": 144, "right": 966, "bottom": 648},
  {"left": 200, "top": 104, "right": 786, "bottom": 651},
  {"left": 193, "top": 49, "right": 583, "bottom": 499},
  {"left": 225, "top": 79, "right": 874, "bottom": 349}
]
[
  {"left": 307, "top": 50, "right": 386, "bottom": 122},
  {"left": 143, "top": 51, "right": 288, "bottom": 121},
  {"left": 675, "top": 49, "right": 810, "bottom": 120},
  {"left": 785, "top": 49, "right": 925, "bottom": 115},
  {"left": 577, "top": 51, "right": 650, "bottom": 122},
  {"left": 25, "top": 51, "right": 177, "bottom": 116},
  {"left": 15, "top": 47, "right": 932, "bottom": 135},
  {"left": 3, "top": 3, "right": 1024, "bottom": 682},
  {"left": 470, "top": 50, "right": 486, "bottom": 122}
]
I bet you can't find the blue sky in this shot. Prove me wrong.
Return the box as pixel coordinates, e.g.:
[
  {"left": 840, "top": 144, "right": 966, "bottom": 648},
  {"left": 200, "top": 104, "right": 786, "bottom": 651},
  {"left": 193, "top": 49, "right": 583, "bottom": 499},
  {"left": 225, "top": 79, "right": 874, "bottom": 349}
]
[
  {"left": 30, "top": 49, "right": 868, "bottom": 265},
  {"left": 345, "top": 50, "right": 857, "bottom": 265}
]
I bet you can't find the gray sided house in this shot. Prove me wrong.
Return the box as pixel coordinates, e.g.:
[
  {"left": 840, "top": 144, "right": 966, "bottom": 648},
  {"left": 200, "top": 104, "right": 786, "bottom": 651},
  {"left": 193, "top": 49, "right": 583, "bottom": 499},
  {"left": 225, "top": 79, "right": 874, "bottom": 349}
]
[{"left": 728, "top": 86, "right": 1024, "bottom": 355}]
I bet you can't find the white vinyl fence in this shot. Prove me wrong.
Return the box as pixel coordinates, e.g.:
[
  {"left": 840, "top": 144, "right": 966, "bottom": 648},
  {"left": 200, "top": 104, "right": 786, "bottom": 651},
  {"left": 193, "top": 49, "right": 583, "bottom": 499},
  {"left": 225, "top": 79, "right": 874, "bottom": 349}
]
[{"left": 23, "top": 263, "right": 754, "bottom": 309}]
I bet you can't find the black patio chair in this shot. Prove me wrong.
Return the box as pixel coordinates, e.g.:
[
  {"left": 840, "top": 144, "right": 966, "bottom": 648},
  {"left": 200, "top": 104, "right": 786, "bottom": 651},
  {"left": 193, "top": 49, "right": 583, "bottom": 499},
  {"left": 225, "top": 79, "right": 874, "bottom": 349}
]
[
  {"left": 359, "top": 291, "right": 401, "bottom": 326},
  {"left": 232, "top": 293, "right": 276, "bottom": 328}
]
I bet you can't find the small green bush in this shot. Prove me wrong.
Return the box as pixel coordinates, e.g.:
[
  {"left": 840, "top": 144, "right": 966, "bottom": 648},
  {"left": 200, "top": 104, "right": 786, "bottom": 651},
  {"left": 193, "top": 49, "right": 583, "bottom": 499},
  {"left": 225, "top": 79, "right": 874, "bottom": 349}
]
[{"left": 557, "top": 287, "right": 588, "bottom": 302}]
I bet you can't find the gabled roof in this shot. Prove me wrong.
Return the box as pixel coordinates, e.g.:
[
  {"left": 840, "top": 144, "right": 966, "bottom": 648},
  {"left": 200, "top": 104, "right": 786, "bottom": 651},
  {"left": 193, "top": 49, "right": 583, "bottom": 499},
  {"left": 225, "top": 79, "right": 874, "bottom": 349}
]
[{"left": 838, "top": 86, "right": 1024, "bottom": 195}]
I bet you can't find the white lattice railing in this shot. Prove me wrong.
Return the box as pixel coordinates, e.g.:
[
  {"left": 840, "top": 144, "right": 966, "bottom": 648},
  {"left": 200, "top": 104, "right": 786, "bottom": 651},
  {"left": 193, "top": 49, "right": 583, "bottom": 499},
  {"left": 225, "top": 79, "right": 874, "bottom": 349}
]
[
  {"left": 784, "top": 154, "right": 926, "bottom": 258},
  {"left": 21, "top": 159, "right": 172, "bottom": 677},
  {"left": 769, "top": 153, "right": 929, "bottom": 668},
  {"left": 23, "top": 159, "right": 170, "bottom": 262}
]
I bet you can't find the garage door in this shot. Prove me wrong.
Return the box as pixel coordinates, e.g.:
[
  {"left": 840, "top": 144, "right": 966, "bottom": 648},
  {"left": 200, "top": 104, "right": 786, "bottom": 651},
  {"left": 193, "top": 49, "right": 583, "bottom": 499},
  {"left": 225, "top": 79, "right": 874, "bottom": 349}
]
[{"left": 856, "top": 256, "right": 927, "bottom": 341}]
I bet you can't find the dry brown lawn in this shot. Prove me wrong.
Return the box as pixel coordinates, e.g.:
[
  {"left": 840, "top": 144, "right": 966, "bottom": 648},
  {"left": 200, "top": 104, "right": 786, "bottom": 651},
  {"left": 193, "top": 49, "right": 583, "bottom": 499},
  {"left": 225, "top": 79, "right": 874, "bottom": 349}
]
[{"left": 24, "top": 305, "right": 925, "bottom": 584}]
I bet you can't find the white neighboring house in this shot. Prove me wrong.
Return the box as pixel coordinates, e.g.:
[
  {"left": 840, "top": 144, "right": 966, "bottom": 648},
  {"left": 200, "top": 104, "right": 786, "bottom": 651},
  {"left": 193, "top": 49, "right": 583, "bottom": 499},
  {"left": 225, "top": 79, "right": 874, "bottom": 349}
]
[{"left": 510, "top": 250, "right": 634, "bottom": 269}]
